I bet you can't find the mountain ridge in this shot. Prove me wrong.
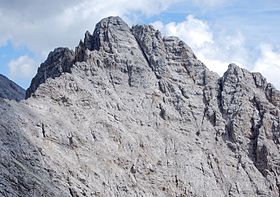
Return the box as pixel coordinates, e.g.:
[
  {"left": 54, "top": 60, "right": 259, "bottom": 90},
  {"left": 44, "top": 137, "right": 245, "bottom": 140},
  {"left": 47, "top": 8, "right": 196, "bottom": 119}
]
[
  {"left": 0, "top": 74, "right": 25, "bottom": 101},
  {"left": 1, "top": 16, "right": 280, "bottom": 197},
  {"left": 26, "top": 16, "right": 280, "bottom": 104}
]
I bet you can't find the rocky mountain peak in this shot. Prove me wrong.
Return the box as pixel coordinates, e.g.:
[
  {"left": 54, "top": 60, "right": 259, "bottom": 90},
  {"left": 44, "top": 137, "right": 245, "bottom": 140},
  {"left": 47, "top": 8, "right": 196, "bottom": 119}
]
[
  {"left": 27, "top": 16, "right": 133, "bottom": 98},
  {"left": 81, "top": 16, "right": 132, "bottom": 52},
  {"left": 27, "top": 16, "right": 212, "bottom": 99},
  {"left": 4, "top": 16, "right": 279, "bottom": 196}
]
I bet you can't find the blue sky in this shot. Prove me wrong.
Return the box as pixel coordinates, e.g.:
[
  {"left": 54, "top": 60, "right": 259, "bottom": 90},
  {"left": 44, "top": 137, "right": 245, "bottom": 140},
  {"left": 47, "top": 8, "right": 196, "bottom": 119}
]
[{"left": 0, "top": 0, "right": 279, "bottom": 89}]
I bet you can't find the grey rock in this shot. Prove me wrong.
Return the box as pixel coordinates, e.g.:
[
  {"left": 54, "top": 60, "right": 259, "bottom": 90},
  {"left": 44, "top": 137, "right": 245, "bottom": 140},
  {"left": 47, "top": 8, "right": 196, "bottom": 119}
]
[
  {"left": 26, "top": 47, "right": 75, "bottom": 98},
  {"left": 1, "top": 16, "right": 280, "bottom": 197},
  {"left": 0, "top": 74, "right": 25, "bottom": 101}
]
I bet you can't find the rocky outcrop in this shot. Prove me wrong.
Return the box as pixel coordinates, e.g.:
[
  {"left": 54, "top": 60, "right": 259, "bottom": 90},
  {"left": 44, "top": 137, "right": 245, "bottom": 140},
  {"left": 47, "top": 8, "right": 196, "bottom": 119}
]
[
  {"left": 1, "top": 16, "right": 280, "bottom": 197},
  {"left": 0, "top": 74, "right": 25, "bottom": 101},
  {"left": 26, "top": 48, "right": 75, "bottom": 98}
]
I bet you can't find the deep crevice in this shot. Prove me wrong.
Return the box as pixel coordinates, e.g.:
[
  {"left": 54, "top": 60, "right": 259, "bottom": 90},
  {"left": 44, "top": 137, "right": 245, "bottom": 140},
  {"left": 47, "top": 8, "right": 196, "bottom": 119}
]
[
  {"left": 217, "top": 78, "right": 224, "bottom": 116},
  {"left": 249, "top": 95, "right": 267, "bottom": 176},
  {"left": 126, "top": 64, "right": 133, "bottom": 87},
  {"left": 132, "top": 35, "right": 153, "bottom": 71},
  {"left": 69, "top": 188, "right": 75, "bottom": 197},
  {"left": 131, "top": 31, "right": 162, "bottom": 80}
]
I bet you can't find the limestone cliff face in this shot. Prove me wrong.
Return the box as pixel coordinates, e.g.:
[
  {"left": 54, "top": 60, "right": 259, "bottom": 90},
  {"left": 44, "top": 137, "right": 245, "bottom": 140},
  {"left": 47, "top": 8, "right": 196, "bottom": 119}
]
[{"left": 1, "top": 16, "right": 280, "bottom": 197}]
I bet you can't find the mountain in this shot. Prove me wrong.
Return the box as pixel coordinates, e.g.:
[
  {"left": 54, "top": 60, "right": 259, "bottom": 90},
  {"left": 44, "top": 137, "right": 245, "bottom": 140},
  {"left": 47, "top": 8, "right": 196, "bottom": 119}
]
[
  {"left": 0, "top": 74, "right": 25, "bottom": 101},
  {"left": 1, "top": 16, "right": 280, "bottom": 197}
]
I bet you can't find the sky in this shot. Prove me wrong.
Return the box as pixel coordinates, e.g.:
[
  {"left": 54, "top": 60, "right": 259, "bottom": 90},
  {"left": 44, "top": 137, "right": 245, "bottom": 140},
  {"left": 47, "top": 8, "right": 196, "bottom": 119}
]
[{"left": 0, "top": 0, "right": 279, "bottom": 90}]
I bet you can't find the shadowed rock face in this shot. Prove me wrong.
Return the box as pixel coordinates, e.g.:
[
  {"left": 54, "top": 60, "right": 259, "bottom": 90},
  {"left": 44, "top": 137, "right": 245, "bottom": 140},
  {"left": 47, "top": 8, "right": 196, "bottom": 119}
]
[
  {"left": 0, "top": 74, "right": 25, "bottom": 101},
  {"left": 26, "top": 48, "right": 75, "bottom": 98},
  {"left": 1, "top": 16, "right": 280, "bottom": 197}
]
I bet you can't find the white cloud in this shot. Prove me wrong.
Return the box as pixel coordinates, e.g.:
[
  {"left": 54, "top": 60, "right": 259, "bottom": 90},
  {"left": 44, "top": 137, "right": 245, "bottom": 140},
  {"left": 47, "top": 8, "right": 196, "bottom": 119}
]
[
  {"left": 192, "top": 0, "right": 229, "bottom": 7},
  {"left": 8, "top": 55, "right": 36, "bottom": 80},
  {"left": 253, "top": 44, "right": 280, "bottom": 89},
  {"left": 0, "top": 0, "right": 234, "bottom": 54},
  {"left": 0, "top": 0, "right": 175, "bottom": 54},
  {"left": 152, "top": 15, "right": 213, "bottom": 48},
  {"left": 152, "top": 15, "right": 247, "bottom": 76},
  {"left": 196, "top": 31, "right": 248, "bottom": 75}
]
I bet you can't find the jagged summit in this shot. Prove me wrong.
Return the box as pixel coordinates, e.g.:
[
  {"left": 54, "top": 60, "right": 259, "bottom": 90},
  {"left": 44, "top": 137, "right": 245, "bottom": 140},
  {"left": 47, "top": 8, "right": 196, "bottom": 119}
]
[
  {"left": 26, "top": 16, "right": 203, "bottom": 98},
  {"left": 2, "top": 16, "right": 280, "bottom": 196},
  {"left": 26, "top": 47, "right": 75, "bottom": 98},
  {"left": 78, "top": 16, "right": 131, "bottom": 52},
  {"left": 223, "top": 63, "right": 280, "bottom": 107},
  {"left": 26, "top": 16, "right": 279, "bottom": 101}
]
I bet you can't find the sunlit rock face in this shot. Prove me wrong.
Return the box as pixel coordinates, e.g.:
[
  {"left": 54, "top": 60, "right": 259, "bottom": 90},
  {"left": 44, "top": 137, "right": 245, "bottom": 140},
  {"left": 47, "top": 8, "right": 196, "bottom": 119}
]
[{"left": 1, "top": 16, "right": 280, "bottom": 197}]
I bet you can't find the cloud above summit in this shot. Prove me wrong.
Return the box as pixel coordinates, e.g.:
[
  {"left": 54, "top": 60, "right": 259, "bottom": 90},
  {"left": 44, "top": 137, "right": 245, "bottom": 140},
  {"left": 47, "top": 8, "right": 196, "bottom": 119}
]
[
  {"left": 8, "top": 55, "right": 36, "bottom": 81},
  {"left": 0, "top": 0, "right": 175, "bottom": 54},
  {"left": 0, "top": 0, "right": 232, "bottom": 54},
  {"left": 152, "top": 15, "right": 280, "bottom": 89},
  {"left": 152, "top": 16, "right": 247, "bottom": 74},
  {"left": 192, "top": 0, "right": 230, "bottom": 7}
]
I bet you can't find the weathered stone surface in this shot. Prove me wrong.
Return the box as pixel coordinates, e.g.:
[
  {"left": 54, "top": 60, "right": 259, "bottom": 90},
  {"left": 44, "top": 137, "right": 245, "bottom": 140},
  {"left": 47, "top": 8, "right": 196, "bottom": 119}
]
[
  {"left": 0, "top": 74, "right": 25, "bottom": 101},
  {"left": 26, "top": 47, "right": 75, "bottom": 98},
  {"left": 1, "top": 16, "right": 280, "bottom": 197}
]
